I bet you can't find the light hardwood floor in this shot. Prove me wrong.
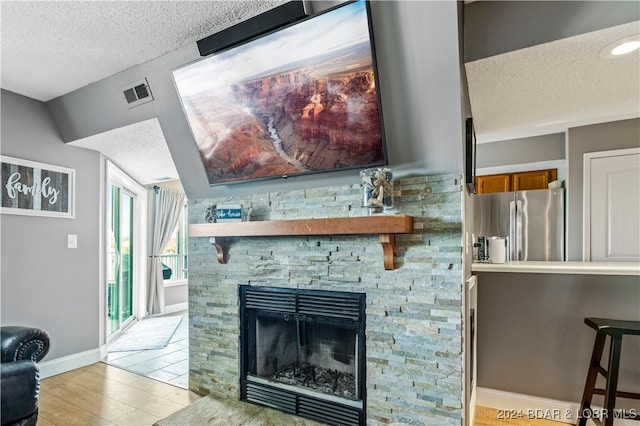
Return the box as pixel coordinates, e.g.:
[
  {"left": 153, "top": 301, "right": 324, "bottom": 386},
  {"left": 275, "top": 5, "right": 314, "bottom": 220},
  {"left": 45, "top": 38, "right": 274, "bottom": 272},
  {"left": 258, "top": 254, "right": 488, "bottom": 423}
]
[
  {"left": 474, "top": 406, "right": 566, "bottom": 426},
  {"left": 38, "top": 362, "right": 201, "bottom": 425},
  {"left": 39, "top": 363, "right": 564, "bottom": 425}
]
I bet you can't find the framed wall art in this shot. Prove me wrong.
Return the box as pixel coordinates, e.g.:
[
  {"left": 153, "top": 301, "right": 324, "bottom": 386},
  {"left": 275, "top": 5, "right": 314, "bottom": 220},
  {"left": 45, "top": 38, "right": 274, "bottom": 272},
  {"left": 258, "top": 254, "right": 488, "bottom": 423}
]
[{"left": 1, "top": 156, "right": 75, "bottom": 218}]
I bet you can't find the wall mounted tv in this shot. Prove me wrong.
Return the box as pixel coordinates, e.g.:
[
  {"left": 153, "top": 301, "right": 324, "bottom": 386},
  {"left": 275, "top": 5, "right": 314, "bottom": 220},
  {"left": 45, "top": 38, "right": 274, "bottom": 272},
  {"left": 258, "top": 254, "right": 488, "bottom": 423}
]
[{"left": 172, "top": 0, "right": 387, "bottom": 186}]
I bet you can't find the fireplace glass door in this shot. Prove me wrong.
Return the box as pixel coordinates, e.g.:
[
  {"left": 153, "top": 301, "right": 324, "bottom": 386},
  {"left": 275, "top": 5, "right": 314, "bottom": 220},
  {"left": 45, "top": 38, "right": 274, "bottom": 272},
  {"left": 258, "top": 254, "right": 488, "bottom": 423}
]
[{"left": 253, "top": 312, "right": 359, "bottom": 400}]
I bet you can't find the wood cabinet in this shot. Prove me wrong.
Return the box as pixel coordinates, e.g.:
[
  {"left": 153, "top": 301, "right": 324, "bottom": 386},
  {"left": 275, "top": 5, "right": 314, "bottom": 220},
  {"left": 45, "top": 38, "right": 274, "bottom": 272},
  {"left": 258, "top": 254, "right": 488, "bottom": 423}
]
[
  {"left": 512, "top": 169, "right": 557, "bottom": 191},
  {"left": 476, "top": 169, "right": 557, "bottom": 194},
  {"left": 475, "top": 174, "right": 511, "bottom": 194}
]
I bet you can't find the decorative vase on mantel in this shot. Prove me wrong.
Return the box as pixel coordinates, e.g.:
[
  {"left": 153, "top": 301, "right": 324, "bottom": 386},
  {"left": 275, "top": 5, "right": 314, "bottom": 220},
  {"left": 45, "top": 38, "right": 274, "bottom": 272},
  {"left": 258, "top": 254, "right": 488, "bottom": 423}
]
[{"left": 359, "top": 167, "right": 393, "bottom": 215}]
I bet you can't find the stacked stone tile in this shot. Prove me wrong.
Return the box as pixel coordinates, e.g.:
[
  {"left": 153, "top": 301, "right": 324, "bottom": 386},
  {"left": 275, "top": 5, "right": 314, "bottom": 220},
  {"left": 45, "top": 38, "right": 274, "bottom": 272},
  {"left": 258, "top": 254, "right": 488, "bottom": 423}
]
[{"left": 188, "top": 174, "right": 464, "bottom": 425}]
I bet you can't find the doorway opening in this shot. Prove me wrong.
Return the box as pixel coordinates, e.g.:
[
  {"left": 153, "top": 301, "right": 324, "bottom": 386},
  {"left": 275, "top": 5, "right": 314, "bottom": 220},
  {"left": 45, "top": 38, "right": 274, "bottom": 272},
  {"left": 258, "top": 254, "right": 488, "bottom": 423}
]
[
  {"left": 106, "top": 162, "right": 146, "bottom": 338},
  {"left": 104, "top": 174, "right": 189, "bottom": 389},
  {"left": 104, "top": 310, "right": 189, "bottom": 388},
  {"left": 107, "top": 183, "right": 135, "bottom": 335}
]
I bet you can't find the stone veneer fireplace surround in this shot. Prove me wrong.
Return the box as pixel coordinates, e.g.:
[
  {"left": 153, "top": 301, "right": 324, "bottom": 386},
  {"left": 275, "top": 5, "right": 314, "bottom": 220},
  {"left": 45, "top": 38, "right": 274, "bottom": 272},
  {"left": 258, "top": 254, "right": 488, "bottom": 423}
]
[{"left": 188, "top": 174, "right": 464, "bottom": 425}]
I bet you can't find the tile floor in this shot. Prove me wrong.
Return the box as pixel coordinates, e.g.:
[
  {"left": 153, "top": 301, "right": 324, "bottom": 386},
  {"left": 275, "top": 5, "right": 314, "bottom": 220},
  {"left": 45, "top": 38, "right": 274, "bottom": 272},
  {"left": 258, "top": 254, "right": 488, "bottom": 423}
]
[{"left": 104, "top": 311, "right": 189, "bottom": 388}]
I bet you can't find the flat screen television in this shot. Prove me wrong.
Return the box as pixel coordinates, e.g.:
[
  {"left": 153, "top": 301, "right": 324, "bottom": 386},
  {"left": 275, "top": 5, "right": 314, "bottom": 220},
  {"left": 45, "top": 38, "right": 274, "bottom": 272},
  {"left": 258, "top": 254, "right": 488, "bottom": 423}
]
[
  {"left": 172, "top": 0, "right": 387, "bottom": 186},
  {"left": 465, "top": 117, "right": 476, "bottom": 193}
]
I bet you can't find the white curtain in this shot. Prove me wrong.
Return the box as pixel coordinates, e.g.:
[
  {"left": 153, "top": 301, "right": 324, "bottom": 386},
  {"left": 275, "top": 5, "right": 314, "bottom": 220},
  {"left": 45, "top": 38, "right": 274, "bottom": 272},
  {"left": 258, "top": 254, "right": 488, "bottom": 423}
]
[{"left": 147, "top": 187, "right": 185, "bottom": 315}]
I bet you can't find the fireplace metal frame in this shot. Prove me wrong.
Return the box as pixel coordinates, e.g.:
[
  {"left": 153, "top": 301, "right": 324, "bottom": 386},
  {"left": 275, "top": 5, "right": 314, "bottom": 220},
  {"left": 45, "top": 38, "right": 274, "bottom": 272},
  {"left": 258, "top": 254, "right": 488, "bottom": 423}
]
[{"left": 239, "top": 285, "right": 366, "bottom": 426}]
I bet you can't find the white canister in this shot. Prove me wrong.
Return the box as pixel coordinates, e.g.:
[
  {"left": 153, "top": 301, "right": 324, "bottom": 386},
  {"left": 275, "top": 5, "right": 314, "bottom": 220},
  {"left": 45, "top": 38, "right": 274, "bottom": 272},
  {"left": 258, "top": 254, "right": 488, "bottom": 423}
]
[{"left": 488, "top": 237, "right": 508, "bottom": 263}]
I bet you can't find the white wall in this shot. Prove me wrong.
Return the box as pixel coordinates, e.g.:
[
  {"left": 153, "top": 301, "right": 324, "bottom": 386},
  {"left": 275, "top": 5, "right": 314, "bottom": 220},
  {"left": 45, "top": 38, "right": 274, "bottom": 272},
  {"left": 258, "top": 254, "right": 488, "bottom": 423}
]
[
  {"left": 476, "top": 133, "right": 565, "bottom": 169},
  {"left": 477, "top": 272, "right": 640, "bottom": 409},
  {"left": 1, "top": 89, "right": 102, "bottom": 362},
  {"left": 464, "top": 1, "right": 640, "bottom": 62}
]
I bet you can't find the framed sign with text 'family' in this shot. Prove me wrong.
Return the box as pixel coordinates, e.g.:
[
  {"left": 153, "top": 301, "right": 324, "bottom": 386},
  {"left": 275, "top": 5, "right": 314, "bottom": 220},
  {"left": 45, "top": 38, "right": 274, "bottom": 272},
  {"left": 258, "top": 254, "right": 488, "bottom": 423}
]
[{"left": 1, "top": 156, "right": 75, "bottom": 218}]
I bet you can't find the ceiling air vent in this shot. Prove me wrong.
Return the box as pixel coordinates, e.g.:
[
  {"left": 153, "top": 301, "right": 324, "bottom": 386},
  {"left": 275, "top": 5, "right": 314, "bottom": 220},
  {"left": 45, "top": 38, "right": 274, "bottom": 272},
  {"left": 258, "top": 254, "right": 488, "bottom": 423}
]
[{"left": 122, "top": 78, "right": 153, "bottom": 108}]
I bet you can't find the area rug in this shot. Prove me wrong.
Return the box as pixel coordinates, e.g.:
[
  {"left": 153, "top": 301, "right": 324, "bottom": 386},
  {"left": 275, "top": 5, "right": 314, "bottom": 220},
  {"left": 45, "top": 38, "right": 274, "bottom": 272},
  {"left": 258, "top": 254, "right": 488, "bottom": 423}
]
[
  {"left": 154, "top": 395, "right": 323, "bottom": 426},
  {"left": 108, "top": 316, "right": 182, "bottom": 352}
]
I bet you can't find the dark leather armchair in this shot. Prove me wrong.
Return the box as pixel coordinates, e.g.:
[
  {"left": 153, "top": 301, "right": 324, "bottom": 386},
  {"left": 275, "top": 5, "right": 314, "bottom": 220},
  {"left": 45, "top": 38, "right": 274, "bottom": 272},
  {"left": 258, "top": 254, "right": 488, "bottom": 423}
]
[{"left": 1, "top": 326, "right": 50, "bottom": 426}]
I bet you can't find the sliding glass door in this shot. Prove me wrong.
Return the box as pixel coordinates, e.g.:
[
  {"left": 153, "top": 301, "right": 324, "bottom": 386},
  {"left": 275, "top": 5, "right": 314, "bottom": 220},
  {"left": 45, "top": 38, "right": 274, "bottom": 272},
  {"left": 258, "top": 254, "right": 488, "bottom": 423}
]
[{"left": 107, "top": 184, "right": 135, "bottom": 336}]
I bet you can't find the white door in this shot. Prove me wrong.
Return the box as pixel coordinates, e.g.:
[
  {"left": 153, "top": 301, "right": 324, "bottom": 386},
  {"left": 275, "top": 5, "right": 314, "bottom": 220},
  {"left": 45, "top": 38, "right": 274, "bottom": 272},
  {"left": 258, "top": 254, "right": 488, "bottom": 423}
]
[{"left": 584, "top": 148, "right": 640, "bottom": 261}]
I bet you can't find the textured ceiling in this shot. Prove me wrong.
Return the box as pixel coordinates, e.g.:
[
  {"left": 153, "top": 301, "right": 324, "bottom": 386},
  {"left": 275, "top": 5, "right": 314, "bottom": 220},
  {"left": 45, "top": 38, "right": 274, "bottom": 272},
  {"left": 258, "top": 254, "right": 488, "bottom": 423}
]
[
  {"left": 69, "top": 118, "right": 180, "bottom": 185},
  {"left": 1, "top": 2, "right": 638, "bottom": 183},
  {"left": 0, "top": 1, "right": 282, "bottom": 186},
  {"left": 466, "top": 20, "right": 640, "bottom": 143},
  {"left": 1, "top": 1, "right": 283, "bottom": 102}
]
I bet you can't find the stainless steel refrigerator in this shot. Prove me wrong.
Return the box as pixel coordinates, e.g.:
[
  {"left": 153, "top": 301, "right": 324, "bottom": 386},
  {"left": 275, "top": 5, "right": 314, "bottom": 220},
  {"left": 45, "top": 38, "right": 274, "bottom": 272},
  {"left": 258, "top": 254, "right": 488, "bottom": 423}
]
[{"left": 473, "top": 188, "right": 565, "bottom": 261}]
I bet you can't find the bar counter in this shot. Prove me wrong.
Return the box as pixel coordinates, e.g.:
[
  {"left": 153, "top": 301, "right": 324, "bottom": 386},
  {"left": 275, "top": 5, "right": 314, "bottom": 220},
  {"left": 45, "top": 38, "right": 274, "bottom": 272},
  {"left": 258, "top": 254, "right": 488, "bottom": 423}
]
[{"left": 471, "top": 261, "right": 640, "bottom": 276}]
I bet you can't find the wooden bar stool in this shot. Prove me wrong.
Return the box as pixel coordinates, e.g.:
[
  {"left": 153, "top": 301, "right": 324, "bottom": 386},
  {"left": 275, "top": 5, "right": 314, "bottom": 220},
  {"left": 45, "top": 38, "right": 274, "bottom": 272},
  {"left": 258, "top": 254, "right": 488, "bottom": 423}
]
[{"left": 577, "top": 317, "right": 640, "bottom": 426}]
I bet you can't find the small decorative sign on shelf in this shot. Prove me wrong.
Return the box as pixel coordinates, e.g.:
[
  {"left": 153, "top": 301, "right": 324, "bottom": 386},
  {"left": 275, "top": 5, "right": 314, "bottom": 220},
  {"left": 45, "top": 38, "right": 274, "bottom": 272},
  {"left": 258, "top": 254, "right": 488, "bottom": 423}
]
[{"left": 215, "top": 204, "right": 244, "bottom": 222}]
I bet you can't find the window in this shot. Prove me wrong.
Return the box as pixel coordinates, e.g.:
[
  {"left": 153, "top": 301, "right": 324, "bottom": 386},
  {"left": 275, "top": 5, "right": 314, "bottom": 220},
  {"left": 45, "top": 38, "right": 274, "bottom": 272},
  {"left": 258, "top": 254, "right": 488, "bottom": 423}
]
[{"left": 160, "top": 202, "right": 188, "bottom": 281}]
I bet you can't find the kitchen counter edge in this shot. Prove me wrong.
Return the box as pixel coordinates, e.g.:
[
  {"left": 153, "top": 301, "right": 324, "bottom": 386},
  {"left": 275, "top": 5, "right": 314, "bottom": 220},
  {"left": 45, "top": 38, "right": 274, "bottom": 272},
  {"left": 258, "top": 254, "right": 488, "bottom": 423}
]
[{"left": 471, "top": 261, "right": 640, "bottom": 276}]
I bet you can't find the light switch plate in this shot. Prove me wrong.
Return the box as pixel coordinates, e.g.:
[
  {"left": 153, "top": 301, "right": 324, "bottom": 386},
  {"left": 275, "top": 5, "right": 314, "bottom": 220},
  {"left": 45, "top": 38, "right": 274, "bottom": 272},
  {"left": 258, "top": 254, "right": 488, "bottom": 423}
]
[
  {"left": 67, "top": 234, "right": 78, "bottom": 249},
  {"left": 465, "top": 231, "right": 469, "bottom": 254}
]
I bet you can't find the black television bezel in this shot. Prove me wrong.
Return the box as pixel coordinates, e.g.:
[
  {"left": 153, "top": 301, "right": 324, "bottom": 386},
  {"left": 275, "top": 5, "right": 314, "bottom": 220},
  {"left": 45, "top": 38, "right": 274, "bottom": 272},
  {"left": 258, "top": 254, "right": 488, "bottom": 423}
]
[
  {"left": 172, "top": 0, "right": 388, "bottom": 187},
  {"left": 465, "top": 117, "right": 477, "bottom": 193}
]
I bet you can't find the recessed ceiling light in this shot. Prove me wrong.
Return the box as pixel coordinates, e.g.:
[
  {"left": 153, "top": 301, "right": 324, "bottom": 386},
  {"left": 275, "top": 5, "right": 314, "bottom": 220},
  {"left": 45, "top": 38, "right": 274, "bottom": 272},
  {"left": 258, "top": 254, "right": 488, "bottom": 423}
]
[
  {"left": 600, "top": 34, "right": 640, "bottom": 58},
  {"left": 612, "top": 40, "right": 640, "bottom": 55}
]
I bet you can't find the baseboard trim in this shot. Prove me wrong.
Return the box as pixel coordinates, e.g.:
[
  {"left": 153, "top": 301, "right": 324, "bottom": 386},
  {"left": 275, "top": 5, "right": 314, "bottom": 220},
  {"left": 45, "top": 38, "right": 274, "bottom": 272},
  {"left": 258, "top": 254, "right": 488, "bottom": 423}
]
[
  {"left": 164, "top": 279, "right": 188, "bottom": 288},
  {"left": 38, "top": 348, "right": 102, "bottom": 379},
  {"left": 164, "top": 302, "right": 188, "bottom": 314},
  {"left": 476, "top": 387, "right": 579, "bottom": 424},
  {"left": 476, "top": 388, "right": 640, "bottom": 425}
]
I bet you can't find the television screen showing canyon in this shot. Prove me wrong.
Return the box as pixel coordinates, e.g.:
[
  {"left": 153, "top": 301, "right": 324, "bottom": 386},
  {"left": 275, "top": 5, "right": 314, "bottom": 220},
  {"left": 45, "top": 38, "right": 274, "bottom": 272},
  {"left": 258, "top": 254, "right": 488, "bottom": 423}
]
[{"left": 173, "top": 0, "right": 386, "bottom": 185}]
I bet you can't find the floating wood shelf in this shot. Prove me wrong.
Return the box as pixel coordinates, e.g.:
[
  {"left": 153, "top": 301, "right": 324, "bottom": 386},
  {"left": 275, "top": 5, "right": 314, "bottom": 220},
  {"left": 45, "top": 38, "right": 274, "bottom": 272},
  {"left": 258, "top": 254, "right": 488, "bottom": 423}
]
[{"left": 189, "top": 215, "right": 413, "bottom": 270}]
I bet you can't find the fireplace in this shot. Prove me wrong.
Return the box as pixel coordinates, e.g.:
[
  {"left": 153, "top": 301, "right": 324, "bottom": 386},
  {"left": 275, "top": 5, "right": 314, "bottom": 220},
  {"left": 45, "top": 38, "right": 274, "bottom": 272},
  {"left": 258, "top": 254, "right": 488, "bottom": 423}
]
[
  {"left": 239, "top": 285, "right": 366, "bottom": 425},
  {"left": 190, "top": 175, "right": 464, "bottom": 423}
]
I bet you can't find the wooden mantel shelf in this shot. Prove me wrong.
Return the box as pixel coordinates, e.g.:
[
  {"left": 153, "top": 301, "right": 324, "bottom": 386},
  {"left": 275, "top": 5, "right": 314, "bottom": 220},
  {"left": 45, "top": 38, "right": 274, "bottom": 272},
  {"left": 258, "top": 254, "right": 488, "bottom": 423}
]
[{"left": 189, "top": 215, "right": 413, "bottom": 270}]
